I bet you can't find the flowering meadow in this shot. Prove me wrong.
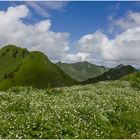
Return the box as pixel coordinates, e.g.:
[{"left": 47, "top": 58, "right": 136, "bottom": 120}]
[{"left": 0, "top": 80, "right": 140, "bottom": 139}]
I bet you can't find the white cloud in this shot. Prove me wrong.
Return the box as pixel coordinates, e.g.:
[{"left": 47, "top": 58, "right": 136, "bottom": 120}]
[
  {"left": 68, "top": 11, "right": 140, "bottom": 67},
  {"left": 25, "top": 2, "right": 50, "bottom": 17},
  {"left": 40, "top": 1, "right": 69, "bottom": 10},
  {"left": 26, "top": 1, "right": 68, "bottom": 17},
  {"left": 0, "top": 4, "right": 140, "bottom": 67},
  {"left": 62, "top": 52, "right": 90, "bottom": 63},
  {"left": 0, "top": 5, "right": 70, "bottom": 61},
  {"left": 77, "top": 31, "right": 118, "bottom": 61},
  {"left": 110, "top": 11, "right": 140, "bottom": 31},
  {"left": 77, "top": 27, "right": 140, "bottom": 67}
]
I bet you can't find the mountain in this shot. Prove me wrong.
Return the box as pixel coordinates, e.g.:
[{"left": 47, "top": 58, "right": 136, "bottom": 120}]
[
  {"left": 56, "top": 61, "right": 109, "bottom": 81},
  {"left": 83, "top": 65, "right": 137, "bottom": 84},
  {"left": 115, "top": 64, "right": 125, "bottom": 69},
  {"left": 0, "top": 45, "right": 77, "bottom": 90}
]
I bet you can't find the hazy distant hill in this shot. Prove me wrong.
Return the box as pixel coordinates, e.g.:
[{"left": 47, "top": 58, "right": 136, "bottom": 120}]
[
  {"left": 56, "top": 61, "right": 108, "bottom": 81},
  {"left": 0, "top": 45, "right": 77, "bottom": 90},
  {"left": 83, "top": 64, "right": 137, "bottom": 84}
]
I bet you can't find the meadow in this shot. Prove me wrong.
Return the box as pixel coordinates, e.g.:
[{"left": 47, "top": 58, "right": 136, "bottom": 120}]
[{"left": 0, "top": 80, "right": 140, "bottom": 139}]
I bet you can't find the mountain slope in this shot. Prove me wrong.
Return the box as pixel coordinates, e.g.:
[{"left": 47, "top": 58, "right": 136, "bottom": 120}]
[
  {"left": 122, "top": 72, "right": 140, "bottom": 89},
  {"left": 0, "top": 45, "right": 77, "bottom": 90},
  {"left": 56, "top": 61, "right": 108, "bottom": 81},
  {"left": 83, "top": 65, "right": 137, "bottom": 84},
  {"left": 0, "top": 45, "right": 29, "bottom": 81}
]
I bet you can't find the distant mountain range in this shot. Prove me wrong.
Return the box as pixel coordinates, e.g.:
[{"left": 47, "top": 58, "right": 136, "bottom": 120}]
[
  {"left": 56, "top": 61, "right": 108, "bottom": 81},
  {"left": 82, "top": 64, "right": 137, "bottom": 84},
  {"left": 0, "top": 45, "right": 77, "bottom": 90},
  {"left": 0, "top": 45, "right": 138, "bottom": 90}
]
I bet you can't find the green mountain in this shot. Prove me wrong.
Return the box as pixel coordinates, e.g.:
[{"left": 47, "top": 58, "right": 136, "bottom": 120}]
[
  {"left": 83, "top": 64, "right": 137, "bottom": 84},
  {"left": 0, "top": 45, "right": 77, "bottom": 90},
  {"left": 56, "top": 61, "right": 109, "bottom": 81}
]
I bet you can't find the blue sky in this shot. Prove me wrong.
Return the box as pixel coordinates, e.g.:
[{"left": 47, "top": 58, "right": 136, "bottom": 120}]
[
  {"left": 51, "top": 1, "right": 140, "bottom": 41},
  {"left": 0, "top": 1, "right": 139, "bottom": 42},
  {"left": 0, "top": 1, "right": 140, "bottom": 67}
]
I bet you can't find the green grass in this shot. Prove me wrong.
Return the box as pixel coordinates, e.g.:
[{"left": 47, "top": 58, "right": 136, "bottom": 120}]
[
  {"left": 122, "top": 72, "right": 140, "bottom": 89},
  {"left": 0, "top": 45, "right": 29, "bottom": 81},
  {"left": 0, "top": 80, "right": 140, "bottom": 139}
]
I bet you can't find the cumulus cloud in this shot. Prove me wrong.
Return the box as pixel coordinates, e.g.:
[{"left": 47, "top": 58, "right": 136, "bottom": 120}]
[
  {"left": 0, "top": 5, "right": 70, "bottom": 61},
  {"left": 65, "top": 11, "right": 140, "bottom": 67},
  {"left": 0, "top": 4, "right": 140, "bottom": 67},
  {"left": 77, "top": 31, "right": 118, "bottom": 61},
  {"left": 109, "top": 11, "right": 140, "bottom": 32},
  {"left": 77, "top": 26, "right": 140, "bottom": 67},
  {"left": 62, "top": 52, "right": 90, "bottom": 63}
]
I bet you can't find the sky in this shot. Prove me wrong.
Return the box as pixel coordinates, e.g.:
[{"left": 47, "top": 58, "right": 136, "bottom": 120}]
[{"left": 0, "top": 1, "right": 140, "bottom": 68}]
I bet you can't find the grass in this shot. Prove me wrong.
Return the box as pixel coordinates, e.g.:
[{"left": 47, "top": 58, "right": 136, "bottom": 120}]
[
  {"left": 0, "top": 45, "right": 29, "bottom": 81},
  {"left": 0, "top": 80, "right": 140, "bottom": 139},
  {"left": 122, "top": 72, "right": 140, "bottom": 89}
]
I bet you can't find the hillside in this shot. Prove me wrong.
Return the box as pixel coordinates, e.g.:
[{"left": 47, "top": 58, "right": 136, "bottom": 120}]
[
  {"left": 0, "top": 45, "right": 29, "bottom": 80},
  {"left": 0, "top": 45, "right": 77, "bottom": 90},
  {"left": 83, "top": 65, "right": 137, "bottom": 84},
  {"left": 56, "top": 61, "right": 108, "bottom": 81},
  {"left": 122, "top": 72, "right": 140, "bottom": 89},
  {"left": 0, "top": 80, "right": 140, "bottom": 139}
]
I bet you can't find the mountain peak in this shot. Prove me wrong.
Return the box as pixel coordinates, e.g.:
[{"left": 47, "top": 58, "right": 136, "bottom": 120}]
[
  {"left": 1, "top": 45, "right": 28, "bottom": 53},
  {"left": 1, "top": 44, "right": 21, "bottom": 50},
  {"left": 115, "top": 64, "right": 124, "bottom": 69},
  {"left": 0, "top": 45, "right": 76, "bottom": 90}
]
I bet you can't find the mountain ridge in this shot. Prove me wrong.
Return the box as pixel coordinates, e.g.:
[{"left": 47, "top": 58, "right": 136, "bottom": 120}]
[
  {"left": 83, "top": 65, "right": 137, "bottom": 84},
  {"left": 56, "top": 61, "right": 109, "bottom": 81},
  {"left": 0, "top": 45, "right": 138, "bottom": 90}
]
